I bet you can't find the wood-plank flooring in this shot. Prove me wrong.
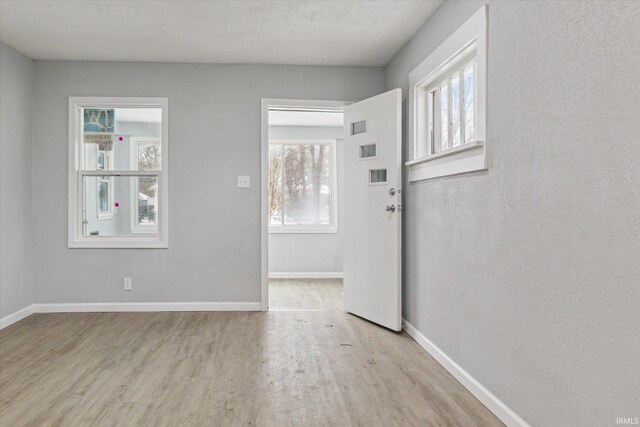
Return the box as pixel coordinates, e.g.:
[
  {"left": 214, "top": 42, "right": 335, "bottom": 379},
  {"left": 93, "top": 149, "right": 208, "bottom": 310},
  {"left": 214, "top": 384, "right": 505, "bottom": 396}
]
[
  {"left": 0, "top": 311, "right": 503, "bottom": 426},
  {"left": 269, "top": 279, "right": 343, "bottom": 309}
]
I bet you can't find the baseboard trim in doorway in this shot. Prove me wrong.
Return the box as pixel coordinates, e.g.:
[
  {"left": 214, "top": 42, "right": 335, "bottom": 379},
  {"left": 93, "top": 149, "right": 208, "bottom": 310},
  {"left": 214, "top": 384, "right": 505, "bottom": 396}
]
[
  {"left": 269, "top": 272, "right": 344, "bottom": 279},
  {"left": 402, "top": 319, "right": 530, "bottom": 427},
  {"left": 0, "top": 304, "right": 35, "bottom": 330}
]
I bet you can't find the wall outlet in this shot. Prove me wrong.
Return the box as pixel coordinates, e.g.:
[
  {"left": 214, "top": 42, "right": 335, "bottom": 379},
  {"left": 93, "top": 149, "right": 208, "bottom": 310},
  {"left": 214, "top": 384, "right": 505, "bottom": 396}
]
[
  {"left": 123, "top": 277, "right": 132, "bottom": 291},
  {"left": 237, "top": 175, "right": 250, "bottom": 188}
]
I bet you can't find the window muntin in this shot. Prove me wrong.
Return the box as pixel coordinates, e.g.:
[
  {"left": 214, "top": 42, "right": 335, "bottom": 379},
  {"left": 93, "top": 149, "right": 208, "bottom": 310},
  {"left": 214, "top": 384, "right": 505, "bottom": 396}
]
[
  {"left": 69, "top": 97, "right": 168, "bottom": 248},
  {"left": 268, "top": 140, "right": 337, "bottom": 232}
]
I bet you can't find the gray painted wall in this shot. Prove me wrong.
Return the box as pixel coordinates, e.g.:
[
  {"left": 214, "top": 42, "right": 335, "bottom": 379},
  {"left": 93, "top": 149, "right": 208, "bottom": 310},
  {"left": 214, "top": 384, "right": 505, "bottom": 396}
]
[
  {"left": 385, "top": 1, "right": 640, "bottom": 426},
  {"left": 31, "top": 61, "right": 384, "bottom": 304},
  {"left": 0, "top": 43, "right": 34, "bottom": 319},
  {"left": 268, "top": 125, "right": 343, "bottom": 273}
]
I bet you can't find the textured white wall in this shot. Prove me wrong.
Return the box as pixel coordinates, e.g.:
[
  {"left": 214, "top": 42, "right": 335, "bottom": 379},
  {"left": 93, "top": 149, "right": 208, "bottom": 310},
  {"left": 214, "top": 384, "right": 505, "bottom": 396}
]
[
  {"left": 386, "top": 1, "right": 640, "bottom": 426},
  {"left": 31, "top": 62, "right": 384, "bottom": 304},
  {"left": 268, "top": 125, "right": 344, "bottom": 273},
  {"left": 0, "top": 43, "right": 35, "bottom": 319}
]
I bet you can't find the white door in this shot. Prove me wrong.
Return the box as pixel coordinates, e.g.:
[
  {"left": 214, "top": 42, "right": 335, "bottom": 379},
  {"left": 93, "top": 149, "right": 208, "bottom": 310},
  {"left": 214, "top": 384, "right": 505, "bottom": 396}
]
[{"left": 343, "top": 89, "right": 402, "bottom": 331}]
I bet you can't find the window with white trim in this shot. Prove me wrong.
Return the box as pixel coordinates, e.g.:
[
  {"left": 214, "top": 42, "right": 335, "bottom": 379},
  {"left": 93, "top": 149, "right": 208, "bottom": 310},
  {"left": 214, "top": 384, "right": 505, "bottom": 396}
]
[
  {"left": 68, "top": 97, "right": 168, "bottom": 248},
  {"left": 268, "top": 139, "right": 337, "bottom": 233},
  {"left": 407, "top": 5, "right": 487, "bottom": 181}
]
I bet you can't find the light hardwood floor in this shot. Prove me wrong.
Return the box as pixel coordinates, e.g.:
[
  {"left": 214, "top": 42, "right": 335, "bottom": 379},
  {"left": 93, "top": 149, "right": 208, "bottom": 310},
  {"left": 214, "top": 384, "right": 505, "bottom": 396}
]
[
  {"left": 269, "top": 279, "right": 343, "bottom": 309},
  {"left": 0, "top": 311, "right": 503, "bottom": 426}
]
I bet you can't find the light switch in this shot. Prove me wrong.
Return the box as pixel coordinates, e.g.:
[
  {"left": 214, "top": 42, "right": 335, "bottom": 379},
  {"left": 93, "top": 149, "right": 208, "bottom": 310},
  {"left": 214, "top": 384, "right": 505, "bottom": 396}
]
[{"left": 237, "top": 175, "right": 250, "bottom": 188}]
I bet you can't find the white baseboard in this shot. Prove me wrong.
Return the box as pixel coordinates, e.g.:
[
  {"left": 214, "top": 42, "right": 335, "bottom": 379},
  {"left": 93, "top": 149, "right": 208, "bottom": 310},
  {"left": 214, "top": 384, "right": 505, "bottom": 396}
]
[
  {"left": 0, "top": 302, "right": 262, "bottom": 329},
  {"left": 402, "top": 319, "right": 530, "bottom": 427},
  {"left": 33, "top": 302, "right": 262, "bottom": 313},
  {"left": 0, "top": 304, "right": 35, "bottom": 330},
  {"left": 269, "top": 272, "right": 343, "bottom": 279}
]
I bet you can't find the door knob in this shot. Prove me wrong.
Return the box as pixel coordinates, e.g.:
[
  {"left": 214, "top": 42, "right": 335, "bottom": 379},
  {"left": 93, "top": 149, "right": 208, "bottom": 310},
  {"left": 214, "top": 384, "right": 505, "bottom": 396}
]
[{"left": 386, "top": 204, "right": 395, "bottom": 212}]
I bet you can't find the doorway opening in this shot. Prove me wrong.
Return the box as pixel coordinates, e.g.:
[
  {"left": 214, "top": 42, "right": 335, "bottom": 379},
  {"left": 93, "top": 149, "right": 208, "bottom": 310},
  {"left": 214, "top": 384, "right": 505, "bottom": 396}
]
[{"left": 261, "top": 99, "right": 349, "bottom": 310}]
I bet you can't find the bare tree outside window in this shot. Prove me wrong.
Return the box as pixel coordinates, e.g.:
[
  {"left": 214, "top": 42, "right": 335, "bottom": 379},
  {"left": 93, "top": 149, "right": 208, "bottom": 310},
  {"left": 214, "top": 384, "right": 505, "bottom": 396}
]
[
  {"left": 137, "top": 144, "right": 161, "bottom": 225},
  {"left": 269, "top": 142, "right": 333, "bottom": 227}
]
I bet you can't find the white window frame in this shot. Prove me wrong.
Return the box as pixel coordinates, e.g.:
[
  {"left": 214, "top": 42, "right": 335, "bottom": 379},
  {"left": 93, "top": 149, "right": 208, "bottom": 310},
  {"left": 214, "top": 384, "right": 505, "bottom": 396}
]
[
  {"left": 129, "top": 137, "right": 161, "bottom": 234},
  {"left": 268, "top": 138, "right": 338, "bottom": 234},
  {"left": 407, "top": 5, "right": 487, "bottom": 182},
  {"left": 68, "top": 97, "right": 169, "bottom": 248}
]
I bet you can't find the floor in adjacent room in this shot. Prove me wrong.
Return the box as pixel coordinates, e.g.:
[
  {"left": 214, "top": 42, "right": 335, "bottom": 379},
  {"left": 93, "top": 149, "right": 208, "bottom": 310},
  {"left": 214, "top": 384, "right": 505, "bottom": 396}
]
[
  {"left": 0, "top": 311, "right": 503, "bottom": 426},
  {"left": 269, "top": 278, "right": 343, "bottom": 309}
]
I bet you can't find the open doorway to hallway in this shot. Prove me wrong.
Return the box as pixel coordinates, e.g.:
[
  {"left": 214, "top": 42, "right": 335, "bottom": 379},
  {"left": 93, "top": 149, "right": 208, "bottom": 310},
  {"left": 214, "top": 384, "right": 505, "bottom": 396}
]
[{"left": 263, "top": 104, "right": 346, "bottom": 310}]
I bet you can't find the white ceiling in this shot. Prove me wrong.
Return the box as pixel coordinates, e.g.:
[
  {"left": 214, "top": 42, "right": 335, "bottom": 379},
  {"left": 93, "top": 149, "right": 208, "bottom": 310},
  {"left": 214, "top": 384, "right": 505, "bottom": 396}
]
[
  {"left": 269, "top": 110, "right": 343, "bottom": 127},
  {"left": 0, "top": 0, "right": 443, "bottom": 66}
]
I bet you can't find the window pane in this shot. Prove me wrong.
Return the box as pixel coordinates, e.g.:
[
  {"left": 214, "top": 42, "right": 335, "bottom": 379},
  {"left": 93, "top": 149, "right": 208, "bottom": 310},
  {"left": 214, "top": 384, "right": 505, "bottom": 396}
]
[
  {"left": 464, "top": 63, "right": 474, "bottom": 144},
  {"left": 83, "top": 175, "right": 159, "bottom": 236},
  {"left": 451, "top": 73, "right": 461, "bottom": 147},
  {"left": 350, "top": 120, "right": 367, "bottom": 135},
  {"left": 136, "top": 176, "right": 158, "bottom": 227},
  {"left": 282, "top": 144, "right": 331, "bottom": 225},
  {"left": 98, "top": 180, "right": 109, "bottom": 213},
  {"left": 137, "top": 143, "right": 161, "bottom": 171},
  {"left": 82, "top": 107, "right": 162, "bottom": 171},
  {"left": 369, "top": 169, "right": 387, "bottom": 183},
  {"left": 359, "top": 144, "right": 376, "bottom": 158},
  {"left": 440, "top": 81, "right": 449, "bottom": 151},
  {"left": 268, "top": 144, "right": 283, "bottom": 225}
]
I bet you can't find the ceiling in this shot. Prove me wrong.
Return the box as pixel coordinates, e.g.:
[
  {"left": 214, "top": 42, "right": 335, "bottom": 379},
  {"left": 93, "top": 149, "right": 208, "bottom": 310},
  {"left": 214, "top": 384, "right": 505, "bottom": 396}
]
[{"left": 0, "top": 0, "right": 443, "bottom": 66}]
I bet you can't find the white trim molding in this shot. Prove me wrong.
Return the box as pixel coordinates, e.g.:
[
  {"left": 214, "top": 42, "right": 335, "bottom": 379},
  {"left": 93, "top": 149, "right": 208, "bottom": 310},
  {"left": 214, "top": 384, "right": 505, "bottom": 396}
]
[
  {"left": 261, "top": 98, "right": 352, "bottom": 311},
  {"left": 403, "top": 319, "right": 530, "bottom": 427},
  {"left": 269, "top": 272, "right": 344, "bottom": 279},
  {"left": 68, "top": 97, "right": 169, "bottom": 248},
  {"left": 407, "top": 5, "right": 488, "bottom": 182},
  {"left": 0, "top": 305, "right": 35, "bottom": 330},
  {"left": 33, "top": 302, "right": 261, "bottom": 313},
  {"left": 0, "top": 302, "right": 262, "bottom": 329}
]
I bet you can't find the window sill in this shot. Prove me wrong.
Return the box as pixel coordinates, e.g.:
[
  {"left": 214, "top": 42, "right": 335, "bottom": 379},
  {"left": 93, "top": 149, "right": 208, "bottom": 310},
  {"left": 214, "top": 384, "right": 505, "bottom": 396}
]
[
  {"left": 405, "top": 140, "right": 484, "bottom": 166},
  {"left": 406, "top": 140, "right": 486, "bottom": 182},
  {"left": 269, "top": 227, "right": 338, "bottom": 234}
]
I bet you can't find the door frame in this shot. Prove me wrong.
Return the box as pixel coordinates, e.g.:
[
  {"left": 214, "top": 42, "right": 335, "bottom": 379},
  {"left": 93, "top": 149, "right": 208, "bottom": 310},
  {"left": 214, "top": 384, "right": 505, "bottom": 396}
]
[{"left": 260, "top": 98, "right": 352, "bottom": 311}]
